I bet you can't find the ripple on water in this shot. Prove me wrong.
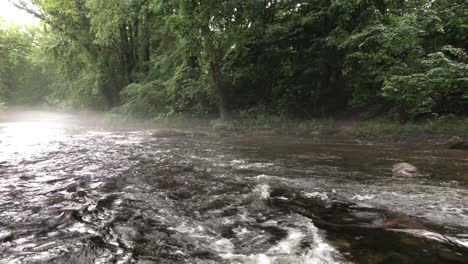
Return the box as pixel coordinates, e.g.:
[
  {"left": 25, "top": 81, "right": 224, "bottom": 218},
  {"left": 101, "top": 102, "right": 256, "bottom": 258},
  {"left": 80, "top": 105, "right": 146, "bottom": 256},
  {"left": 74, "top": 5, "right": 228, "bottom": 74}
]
[
  {"left": 1, "top": 112, "right": 468, "bottom": 263},
  {"left": 219, "top": 215, "right": 347, "bottom": 264}
]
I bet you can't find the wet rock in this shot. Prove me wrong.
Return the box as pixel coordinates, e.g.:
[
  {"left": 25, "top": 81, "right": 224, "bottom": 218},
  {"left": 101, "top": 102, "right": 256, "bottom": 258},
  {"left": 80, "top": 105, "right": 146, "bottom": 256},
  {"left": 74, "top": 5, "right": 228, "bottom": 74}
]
[
  {"left": 392, "top": 162, "right": 418, "bottom": 177},
  {"left": 76, "top": 190, "right": 87, "bottom": 197},
  {"left": 0, "top": 161, "right": 10, "bottom": 168},
  {"left": 446, "top": 136, "right": 468, "bottom": 150},
  {"left": 383, "top": 218, "right": 425, "bottom": 229},
  {"left": 96, "top": 194, "right": 118, "bottom": 210},
  {"left": 42, "top": 210, "right": 82, "bottom": 230},
  {"left": 0, "top": 232, "right": 14, "bottom": 243},
  {"left": 66, "top": 184, "right": 78, "bottom": 192}
]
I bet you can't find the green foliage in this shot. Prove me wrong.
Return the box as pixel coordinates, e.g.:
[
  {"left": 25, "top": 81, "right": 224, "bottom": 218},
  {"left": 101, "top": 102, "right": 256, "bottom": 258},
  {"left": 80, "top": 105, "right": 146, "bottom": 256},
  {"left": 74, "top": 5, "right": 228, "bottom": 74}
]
[
  {"left": 120, "top": 81, "right": 169, "bottom": 118},
  {"left": 383, "top": 46, "right": 468, "bottom": 120},
  {"left": 210, "top": 113, "right": 338, "bottom": 136},
  {"left": 4, "top": 0, "right": 467, "bottom": 122},
  {"left": 339, "top": 16, "right": 425, "bottom": 109},
  {"left": 354, "top": 115, "right": 468, "bottom": 135},
  {"left": 0, "top": 19, "right": 52, "bottom": 107}
]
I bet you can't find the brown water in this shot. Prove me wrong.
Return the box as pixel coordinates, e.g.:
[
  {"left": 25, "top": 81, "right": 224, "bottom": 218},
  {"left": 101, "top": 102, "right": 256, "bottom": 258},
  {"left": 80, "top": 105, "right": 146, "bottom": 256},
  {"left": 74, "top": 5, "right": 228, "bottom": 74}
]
[{"left": 0, "top": 111, "right": 467, "bottom": 264}]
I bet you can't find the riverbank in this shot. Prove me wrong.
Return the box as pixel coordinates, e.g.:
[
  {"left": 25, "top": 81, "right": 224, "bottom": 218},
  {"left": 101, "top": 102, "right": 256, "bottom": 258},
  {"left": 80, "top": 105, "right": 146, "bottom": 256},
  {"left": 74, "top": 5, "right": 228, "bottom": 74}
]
[
  {"left": 4, "top": 107, "right": 466, "bottom": 145},
  {"left": 210, "top": 115, "right": 468, "bottom": 144},
  {"left": 99, "top": 112, "right": 468, "bottom": 145}
]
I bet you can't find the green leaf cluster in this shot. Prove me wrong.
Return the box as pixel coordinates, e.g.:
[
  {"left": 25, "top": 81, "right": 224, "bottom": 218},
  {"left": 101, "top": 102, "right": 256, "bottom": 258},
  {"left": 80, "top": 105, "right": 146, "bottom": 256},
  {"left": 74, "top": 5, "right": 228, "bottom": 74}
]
[{"left": 4, "top": 0, "right": 467, "bottom": 121}]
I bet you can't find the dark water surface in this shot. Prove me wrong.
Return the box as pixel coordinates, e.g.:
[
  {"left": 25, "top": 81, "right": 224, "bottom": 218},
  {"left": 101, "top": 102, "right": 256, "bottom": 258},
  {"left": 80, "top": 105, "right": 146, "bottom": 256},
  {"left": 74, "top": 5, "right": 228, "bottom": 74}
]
[{"left": 0, "top": 111, "right": 467, "bottom": 264}]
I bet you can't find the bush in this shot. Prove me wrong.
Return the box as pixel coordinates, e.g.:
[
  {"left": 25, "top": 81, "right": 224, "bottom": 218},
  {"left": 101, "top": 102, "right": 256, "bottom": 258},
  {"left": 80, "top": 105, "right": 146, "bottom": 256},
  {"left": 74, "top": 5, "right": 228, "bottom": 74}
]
[
  {"left": 383, "top": 46, "right": 468, "bottom": 120},
  {"left": 354, "top": 115, "right": 468, "bottom": 135},
  {"left": 120, "top": 81, "right": 169, "bottom": 118}
]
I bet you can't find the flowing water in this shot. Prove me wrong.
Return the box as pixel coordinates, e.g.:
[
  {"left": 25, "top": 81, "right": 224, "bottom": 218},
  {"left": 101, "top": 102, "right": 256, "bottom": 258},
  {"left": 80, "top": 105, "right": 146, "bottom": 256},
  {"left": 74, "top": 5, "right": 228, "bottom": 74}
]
[{"left": 0, "top": 110, "right": 467, "bottom": 264}]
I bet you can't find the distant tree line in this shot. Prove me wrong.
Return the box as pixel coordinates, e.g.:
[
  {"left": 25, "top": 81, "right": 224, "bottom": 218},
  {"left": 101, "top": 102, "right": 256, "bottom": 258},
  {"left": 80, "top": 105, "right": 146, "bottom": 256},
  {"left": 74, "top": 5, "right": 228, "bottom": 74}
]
[{"left": 3, "top": 0, "right": 467, "bottom": 120}]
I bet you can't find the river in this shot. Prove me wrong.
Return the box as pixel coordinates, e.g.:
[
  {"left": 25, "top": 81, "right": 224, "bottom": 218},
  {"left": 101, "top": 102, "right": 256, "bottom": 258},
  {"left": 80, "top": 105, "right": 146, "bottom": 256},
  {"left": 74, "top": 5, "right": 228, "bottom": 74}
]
[{"left": 0, "top": 110, "right": 467, "bottom": 263}]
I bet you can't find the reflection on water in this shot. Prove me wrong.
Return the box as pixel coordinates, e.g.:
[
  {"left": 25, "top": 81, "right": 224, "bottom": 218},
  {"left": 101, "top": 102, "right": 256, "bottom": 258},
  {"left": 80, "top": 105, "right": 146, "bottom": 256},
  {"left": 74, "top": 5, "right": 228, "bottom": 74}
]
[
  {"left": 0, "top": 122, "right": 65, "bottom": 163},
  {"left": 0, "top": 110, "right": 467, "bottom": 263}
]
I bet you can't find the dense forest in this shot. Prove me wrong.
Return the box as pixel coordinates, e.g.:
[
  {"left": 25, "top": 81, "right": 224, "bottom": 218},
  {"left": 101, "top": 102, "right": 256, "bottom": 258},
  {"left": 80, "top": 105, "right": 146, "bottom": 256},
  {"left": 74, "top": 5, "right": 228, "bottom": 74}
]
[{"left": 1, "top": 0, "right": 467, "bottom": 121}]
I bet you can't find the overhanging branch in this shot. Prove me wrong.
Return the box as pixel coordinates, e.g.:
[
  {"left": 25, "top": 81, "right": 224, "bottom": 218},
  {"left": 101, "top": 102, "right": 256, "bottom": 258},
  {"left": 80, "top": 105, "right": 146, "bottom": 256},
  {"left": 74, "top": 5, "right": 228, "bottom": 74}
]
[{"left": 8, "top": 0, "right": 45, "bottom": 20}]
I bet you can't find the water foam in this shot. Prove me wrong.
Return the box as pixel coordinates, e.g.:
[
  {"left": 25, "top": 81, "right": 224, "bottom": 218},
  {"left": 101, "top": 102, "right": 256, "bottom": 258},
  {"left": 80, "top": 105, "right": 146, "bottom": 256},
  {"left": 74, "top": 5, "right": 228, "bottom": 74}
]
[
  {"left": 219, "top": 215, "right": 347, "bottom": 264},
  {"left": 302, "top": 191, "right": 329, "bottom": 201},
  {"left": 253, "top": 184, "right": 271, "bottom": 199}
]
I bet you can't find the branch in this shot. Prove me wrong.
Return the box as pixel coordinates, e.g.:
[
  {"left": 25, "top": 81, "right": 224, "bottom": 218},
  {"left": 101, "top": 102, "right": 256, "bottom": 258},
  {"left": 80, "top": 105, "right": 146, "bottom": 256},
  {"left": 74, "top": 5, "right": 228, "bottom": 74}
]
[{"left": 8, "top": 0, "right": 45, "bottom": 20}]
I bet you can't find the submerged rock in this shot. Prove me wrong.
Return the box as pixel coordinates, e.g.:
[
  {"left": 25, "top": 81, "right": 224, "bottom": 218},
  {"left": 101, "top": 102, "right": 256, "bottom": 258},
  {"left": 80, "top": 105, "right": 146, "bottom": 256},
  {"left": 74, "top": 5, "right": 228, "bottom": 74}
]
[
  {"left": 392, "top": 162, "right": 418, "bottom": 177},
  {"left": 446, "top": 136, "right": 468, "bottom": 150}
]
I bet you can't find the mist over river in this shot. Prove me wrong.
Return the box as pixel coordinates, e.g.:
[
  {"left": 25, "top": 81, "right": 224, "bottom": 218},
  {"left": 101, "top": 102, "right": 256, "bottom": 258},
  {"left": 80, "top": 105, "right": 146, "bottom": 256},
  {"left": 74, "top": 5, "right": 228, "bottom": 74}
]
[{"left": 0, "top": 110, "right": 467, "bottom": 263}]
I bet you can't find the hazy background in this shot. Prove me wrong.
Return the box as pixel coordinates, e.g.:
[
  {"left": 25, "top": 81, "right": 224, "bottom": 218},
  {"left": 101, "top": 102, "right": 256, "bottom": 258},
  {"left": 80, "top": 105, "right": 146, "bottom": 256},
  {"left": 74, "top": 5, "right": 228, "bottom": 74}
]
[{"left": 0, "top": 0, "right": 39, "bottom": 25}]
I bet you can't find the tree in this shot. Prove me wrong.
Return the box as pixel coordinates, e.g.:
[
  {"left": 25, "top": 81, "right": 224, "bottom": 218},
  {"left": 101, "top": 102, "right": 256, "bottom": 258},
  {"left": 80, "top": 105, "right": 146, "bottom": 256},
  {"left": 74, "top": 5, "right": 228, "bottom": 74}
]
[{"left": 5, "top": 0, "right": 466, "bottom": 120}]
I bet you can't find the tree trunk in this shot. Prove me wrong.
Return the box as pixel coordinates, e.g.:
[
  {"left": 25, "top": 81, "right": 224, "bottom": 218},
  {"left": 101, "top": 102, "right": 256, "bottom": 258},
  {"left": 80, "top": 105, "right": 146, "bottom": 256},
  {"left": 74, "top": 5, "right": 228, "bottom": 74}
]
[
  {"left": 132, "top": 17, "right": 139, "bottom": 69},
  {"left": 210, "top": 61, "right": 231, "bottom": 120},
  {"left": 120, "top": 25, "right": 130, "bottom": 85},
  {"left": 142, "top": 8, "right": 151, "bottom": 74},
  {"left": 121, "top": 24, "right": 134, "bottom": 83}
]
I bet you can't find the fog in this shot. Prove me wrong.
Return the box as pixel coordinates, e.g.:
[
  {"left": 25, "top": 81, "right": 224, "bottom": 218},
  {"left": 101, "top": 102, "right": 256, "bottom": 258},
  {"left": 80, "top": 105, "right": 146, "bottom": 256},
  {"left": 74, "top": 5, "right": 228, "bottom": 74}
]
[{"left": 0, "top": 107, "right": 206, "bottom": 131}]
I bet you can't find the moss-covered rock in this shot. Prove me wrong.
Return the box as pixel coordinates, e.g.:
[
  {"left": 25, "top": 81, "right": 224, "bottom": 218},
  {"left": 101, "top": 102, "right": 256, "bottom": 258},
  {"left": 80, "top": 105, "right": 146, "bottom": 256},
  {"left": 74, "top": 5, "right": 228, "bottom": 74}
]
[{"left": 446, "top": 136, "right": 468, "bottom": 150}]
